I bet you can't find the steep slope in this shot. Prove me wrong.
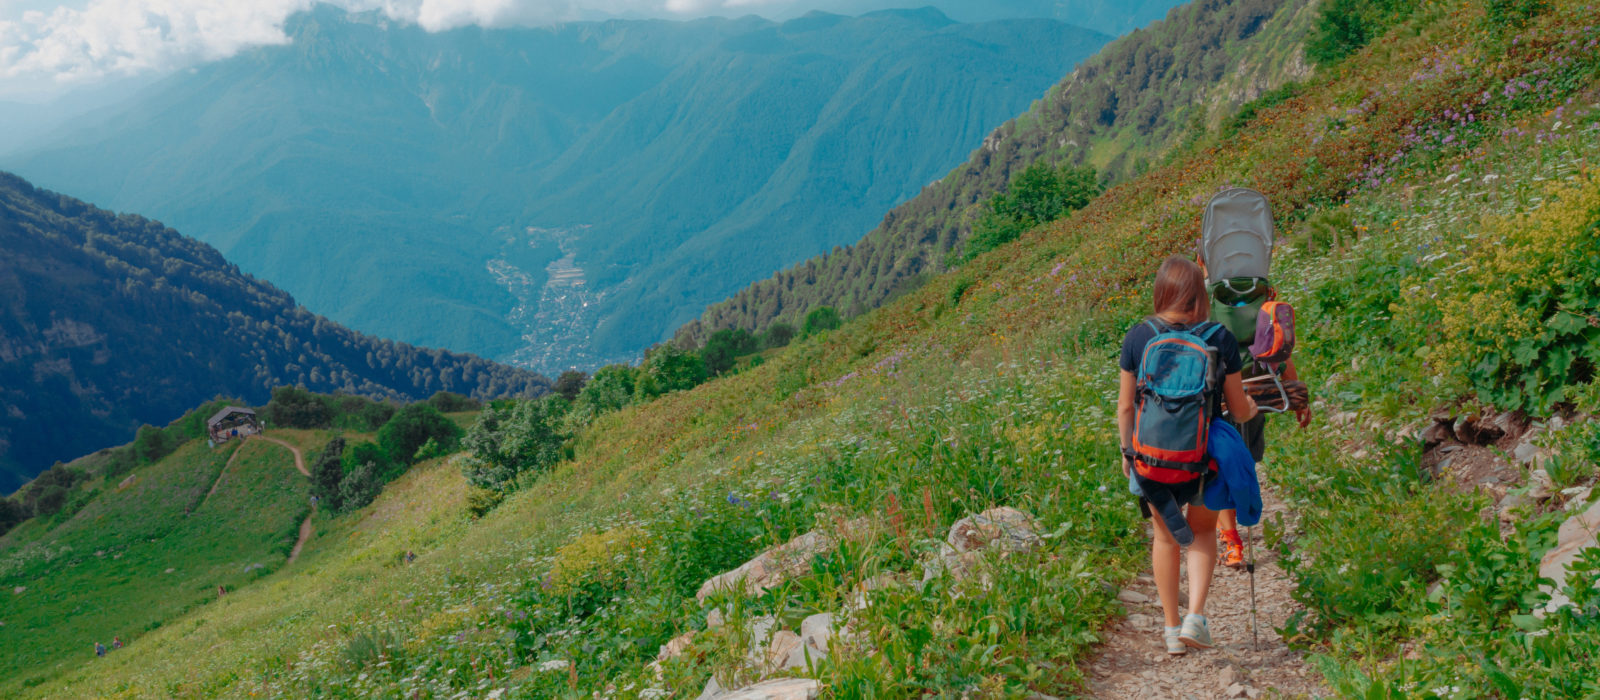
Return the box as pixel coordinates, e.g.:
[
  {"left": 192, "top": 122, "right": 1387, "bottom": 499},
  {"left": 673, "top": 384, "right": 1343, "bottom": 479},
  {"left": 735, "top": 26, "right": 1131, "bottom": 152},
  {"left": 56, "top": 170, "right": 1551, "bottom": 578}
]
[
  {"left": 675, "top": 0, "right": 1315, "bottom": 346},
  {"left": 0, "top": 173, "right": 547, "bottom": 490},
  {"left": 7, "top": 0, "right": 1595, "bottom": 695},
  {"left": 6, "top": 7, "right": 1110, "bottom": 371}
]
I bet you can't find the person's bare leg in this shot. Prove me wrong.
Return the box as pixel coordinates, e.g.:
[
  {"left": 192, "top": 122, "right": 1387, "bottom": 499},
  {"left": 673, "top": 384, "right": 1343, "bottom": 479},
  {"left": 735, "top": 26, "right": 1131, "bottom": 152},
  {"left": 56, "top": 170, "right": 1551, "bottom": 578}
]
[
  {"left": 1149, "top": 514, "right": 1183, "bottom": 627},
  {"left": 1218, "top": 508, "right": 1237, "bottom": 532},
  {"left": 1185, "top": 505, "right": 1220, "bottom": 616}
]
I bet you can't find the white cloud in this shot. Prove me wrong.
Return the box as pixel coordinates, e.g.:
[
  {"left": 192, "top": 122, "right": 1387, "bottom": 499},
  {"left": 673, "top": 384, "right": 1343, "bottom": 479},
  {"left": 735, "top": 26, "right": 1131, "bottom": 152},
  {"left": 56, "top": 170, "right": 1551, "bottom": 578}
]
[{"left": 0, "top": 0, "right": 795, "bottom": 91}]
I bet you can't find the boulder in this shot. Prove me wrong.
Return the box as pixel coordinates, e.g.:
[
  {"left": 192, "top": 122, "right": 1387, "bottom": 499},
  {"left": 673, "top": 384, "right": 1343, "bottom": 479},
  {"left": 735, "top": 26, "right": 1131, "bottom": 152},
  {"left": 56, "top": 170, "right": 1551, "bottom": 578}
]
[
  {"left": 765, "top": 630, "right": 803, "bottom": 671},
  {"left": 1529, "top": 470, "right": 1555, "bottom": 501},
  {"left": 1539, "top": 497, "right": 1600, "bottom": 614},
  {"left": 697, "top": 520, "right": 866, "bottom": 602},
  {"left": 1562, "top": 487, "right": 1593, "bottom": 511},
  {"left": 946, "top": 507, "right": 1041, "bottom": 554},
  {"left": 710, "top": 678, "right": 822, "bottom": 700},
  {"left": 1513, "top": 442, "right": 1543, "bottom": 465},
  {"left": 706, "top": 608, "right": 725, "bottom": 630}
]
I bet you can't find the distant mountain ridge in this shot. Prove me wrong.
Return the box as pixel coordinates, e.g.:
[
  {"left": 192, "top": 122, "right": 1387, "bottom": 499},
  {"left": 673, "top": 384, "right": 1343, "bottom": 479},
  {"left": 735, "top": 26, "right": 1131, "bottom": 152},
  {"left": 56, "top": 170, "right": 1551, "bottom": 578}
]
[
  {"left": 675, "top": 0, "right": 1314, "bottom": 344},
  {"left": 0, "top": 172, "right": 549, "bottom": 491},
  {"left": 6, "top": 6, "right": 1113, "bottom": 372}
]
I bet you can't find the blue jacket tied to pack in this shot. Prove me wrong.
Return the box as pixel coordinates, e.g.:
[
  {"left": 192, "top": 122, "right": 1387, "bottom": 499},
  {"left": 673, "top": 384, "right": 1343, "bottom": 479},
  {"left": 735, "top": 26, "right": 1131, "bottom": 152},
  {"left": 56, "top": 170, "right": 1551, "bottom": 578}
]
[{"left": 1204, "top": 418, "right": 1262, "bottom": 526}]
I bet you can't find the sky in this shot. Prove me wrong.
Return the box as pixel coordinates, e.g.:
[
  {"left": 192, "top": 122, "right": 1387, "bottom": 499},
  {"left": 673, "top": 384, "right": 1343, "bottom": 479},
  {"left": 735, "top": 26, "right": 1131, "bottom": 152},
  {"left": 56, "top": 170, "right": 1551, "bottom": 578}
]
[{"left": 0, "top": 0, "right": 1017, "bottom": 100}]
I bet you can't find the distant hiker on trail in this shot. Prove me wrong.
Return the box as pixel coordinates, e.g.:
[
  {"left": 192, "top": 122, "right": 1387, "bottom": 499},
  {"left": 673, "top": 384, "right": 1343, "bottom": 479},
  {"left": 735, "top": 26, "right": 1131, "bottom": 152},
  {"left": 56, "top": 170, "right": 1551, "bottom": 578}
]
[
  {"left": 1119, "top": 256, "right": 1258, "bottom": 655},
  {"left": 217, "top": 585, "right": 227, "bottom": 597},
  {"left": 94, "top": 642, "right": 106, "bottom": 657},
  {"left": 112, "top": 636, "right": 123, "bottom": 650},
  {"left": 1197, "top": 189, "right": 1312, "bottom": 569},
  {"left": 405, "top": 550, "right": 416, "bottom": 564}
]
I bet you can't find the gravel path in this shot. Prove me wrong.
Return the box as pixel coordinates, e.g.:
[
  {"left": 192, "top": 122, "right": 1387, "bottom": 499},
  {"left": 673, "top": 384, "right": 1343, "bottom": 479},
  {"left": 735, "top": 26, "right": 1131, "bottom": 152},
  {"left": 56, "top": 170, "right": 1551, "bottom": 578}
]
[
  {"left": 251, "top": 436, "right": 316, "bottom": 564},
  {"left": 1086, "top": 467, "right": 1327, "bottom": 699}
]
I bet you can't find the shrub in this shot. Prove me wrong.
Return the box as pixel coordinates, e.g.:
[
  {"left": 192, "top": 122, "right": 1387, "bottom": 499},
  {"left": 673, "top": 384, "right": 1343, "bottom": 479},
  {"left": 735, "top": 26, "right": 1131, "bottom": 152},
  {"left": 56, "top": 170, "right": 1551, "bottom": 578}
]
[
  {"left": 761, "top": 322, "right": 796, "bottom": 349},
  {"left": 341, "top": 442, "right": 392, "bottom": 485},
  {"left": 462, "top": 398, "right": 568, "bottom": 492},
  {"left": 377, "top": 403, "right": 463, "bottom": 468},
  {"left": 332, "top": 394, "right": 396, "bottom": 431},
  {"left": 132, "top": 424, "right": 176, "bottom": 464},
  {"left": 802, "top": 306, "right": 843, "bottom": 336},
  {"left": 962, "top": 164, "right": 1099, "bottom": 263},
  {"left": 311, "top": 438, "right": 346, "bottom": 511},
  {"left": 702, "top": 328, "right": 759, "bottom": 376},
  {"left": 465, "top": 487, "right": 504, "bottom": 518},
  {"left": 636, "top": 344, "right": 707, "bottom": 399},
  {"left": 426, "top": 391, "right": 479, "bottom": 413},
  {"left": 337, "top": 461, "right": 381, "bottom": 512},
  {"left": 552, "top": 370, "right": 590, "bottom": 402},
  {"left": 0, "top": 497, "right": 29, "bottom": 535},
  {"left": 264, "top": 386, "right": 333, "bottom": 429}
]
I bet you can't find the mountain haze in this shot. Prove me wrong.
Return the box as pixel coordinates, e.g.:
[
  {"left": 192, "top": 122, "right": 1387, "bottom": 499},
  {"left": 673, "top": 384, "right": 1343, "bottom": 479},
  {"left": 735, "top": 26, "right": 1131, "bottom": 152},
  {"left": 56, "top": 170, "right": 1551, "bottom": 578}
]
[
  {"left": 7, "top": 7, "right": 1110, "bottom": 371},
  {"left": 0, "top": 172, "right": 548, "bottom": 491}
]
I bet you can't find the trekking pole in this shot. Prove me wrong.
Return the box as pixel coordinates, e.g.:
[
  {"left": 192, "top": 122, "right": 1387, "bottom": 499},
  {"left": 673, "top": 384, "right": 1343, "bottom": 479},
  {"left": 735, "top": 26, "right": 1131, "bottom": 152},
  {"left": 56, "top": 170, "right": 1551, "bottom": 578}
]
[{"left": 1247, "top": 524, "right": 1259, "bottom": 651}]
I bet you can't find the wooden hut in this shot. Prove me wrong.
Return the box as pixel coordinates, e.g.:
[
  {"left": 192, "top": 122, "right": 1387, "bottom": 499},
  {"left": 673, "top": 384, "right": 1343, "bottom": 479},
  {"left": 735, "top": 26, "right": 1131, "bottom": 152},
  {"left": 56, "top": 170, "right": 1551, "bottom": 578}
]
[{"left": 207, "top": 407, "right": 260, "bottom": 443}]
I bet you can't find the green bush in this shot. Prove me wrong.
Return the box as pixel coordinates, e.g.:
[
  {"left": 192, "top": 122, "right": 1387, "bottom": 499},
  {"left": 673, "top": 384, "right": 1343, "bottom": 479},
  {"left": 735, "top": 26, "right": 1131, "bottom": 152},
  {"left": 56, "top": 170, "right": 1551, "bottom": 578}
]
[
  {"left": 311, "top": 438, "right": 346, "bottom": 511},
  {"left": 377, "top": 403, "right": 463, "bottom": 468},
  {"left": 636, "top": 344, "right": 707, "bottom": 399},
  {"left": 702, "top": 328, "right": 759, "bottom": 376},
  {"left": 461, "top": 397, "right": 568, "bottom": 493},
  {"left": 337, "top": 461, "right": 381, "bottom": 513},
  {"left": 962, "top": 163, "right": 1099, "bottom": 263},
  {"left": 552, "top": 370, "right": 590, "bottom": 402},
  {"left": 761, "top": 322, "right": 796, "bottom": 349},
  {"left": 802, "top": 306, "right": 843, "bottom": 336},
  {"left": 426, "top": 391, "right": 479, "bottom": 413},
  {"left": 263, "top": 386, "right": 333, "bottom": 429}
]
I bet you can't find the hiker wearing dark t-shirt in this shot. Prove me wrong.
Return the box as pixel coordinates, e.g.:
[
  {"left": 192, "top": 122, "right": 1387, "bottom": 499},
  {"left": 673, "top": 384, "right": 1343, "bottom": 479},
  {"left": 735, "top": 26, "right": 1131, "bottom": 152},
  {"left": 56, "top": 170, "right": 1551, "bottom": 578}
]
[{"left": 1117, "top": 256, "right": 1258, "bottom": 655}]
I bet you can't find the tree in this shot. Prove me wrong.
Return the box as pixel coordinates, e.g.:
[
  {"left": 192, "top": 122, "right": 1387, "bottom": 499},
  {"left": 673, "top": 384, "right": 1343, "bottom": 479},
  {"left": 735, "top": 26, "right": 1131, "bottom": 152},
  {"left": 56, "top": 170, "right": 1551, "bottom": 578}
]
[
  {"left": 762, "top": 322, "right": 796, "bottom": 349},
  {"left": 377, "top": 403, "right": 463, "bottom": 468},
  {"left": 133, "top": 424, "right": 176, "bottom": 464},
  {"left": 264, "top": 386, "right": 332, "bottom": 429},
  {"left": 802, "top": 307, "right": 842, "bottom": 336},
  {"left": 462, "top": 398, "right": 568, "bottom": 492},
  {"left": 637, "top": 345, "right": 707, "bottom": 399},
  {"left": 31, "top": 484, "right": 68, "bottom": 518},
  {"left": 0, "top": 498, "right": 29, "bottom": 536},
  {"left": 311, "top": 437, "right": 346, "bottom": 511},
  {"left": 702, "top": 328, "right": 758, "bottom": 376},
  {"left": 338, "top": 461, "right": 381, "bottom": 512},
  {"left": 342, "top": 441, "right": 392, "bottom": 483},
  {"left": 427, "top": 391, "right": 480, "bottom": 413},
  {"left": 553, "top": 370, "right": 590, "bottom": 402},
  {"left": 963, "top": 164, "right": 1101, "bottom": 262}
]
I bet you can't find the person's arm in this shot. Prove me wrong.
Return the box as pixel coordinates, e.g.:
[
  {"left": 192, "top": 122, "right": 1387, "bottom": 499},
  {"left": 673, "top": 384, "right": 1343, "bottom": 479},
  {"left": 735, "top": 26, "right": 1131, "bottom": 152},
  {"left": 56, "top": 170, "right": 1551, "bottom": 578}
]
[
  {"left": 1118, "top": 370, "right": 1138, "bottom": 476},
  {"left": 1222, "top": 371, "right": 1258, "bottom": 423},
  {"left": 1284, "top": 357, "right": 1311, "bottom": 427}
]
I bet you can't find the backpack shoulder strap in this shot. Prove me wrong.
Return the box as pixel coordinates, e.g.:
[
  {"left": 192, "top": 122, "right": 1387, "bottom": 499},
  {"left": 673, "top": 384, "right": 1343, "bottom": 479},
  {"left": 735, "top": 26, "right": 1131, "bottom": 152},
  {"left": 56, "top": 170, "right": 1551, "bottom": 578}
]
[
  {"left": 1193, "top": 321, "right": 1225, "bottom": 343},
  {"left": 1144, "top": 317, "right": 1167, "bottom": 336}
]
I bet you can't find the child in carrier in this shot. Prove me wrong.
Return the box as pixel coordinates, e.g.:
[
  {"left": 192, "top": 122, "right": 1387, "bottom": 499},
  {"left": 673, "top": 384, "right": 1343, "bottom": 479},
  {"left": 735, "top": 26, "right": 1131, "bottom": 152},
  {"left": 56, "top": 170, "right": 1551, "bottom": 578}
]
[{"left": 1118, "top": 256, "right": 1258, "bottom": 654}]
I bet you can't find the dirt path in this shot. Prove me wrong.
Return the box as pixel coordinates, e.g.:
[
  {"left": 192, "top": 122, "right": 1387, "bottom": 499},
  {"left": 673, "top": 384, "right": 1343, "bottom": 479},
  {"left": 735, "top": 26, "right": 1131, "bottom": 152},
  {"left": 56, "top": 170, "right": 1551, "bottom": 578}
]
[
  {"left": 198, "top": 443, "right": 246, "bottom": 510},
  {"left": 1086, "top": 466, "right": 1327, "bottom": 699},
  {"left": 251, "top": 436, "right": 316, "bottom": 564}
]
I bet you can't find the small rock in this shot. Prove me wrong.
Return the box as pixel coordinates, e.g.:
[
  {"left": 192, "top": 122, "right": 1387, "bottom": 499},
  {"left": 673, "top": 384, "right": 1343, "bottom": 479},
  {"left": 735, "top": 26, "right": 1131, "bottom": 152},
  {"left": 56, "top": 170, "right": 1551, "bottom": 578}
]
[
  {"left": 1219, "top": 665, "right": 1239, "bottom": 686},
  {"left": 1126, "top": 613, "right": 1156, "bottom": 630},
  {"left": 1421, "top": 420, "right": 1454, "bottom": 447},
  {"left": 657, "top": 630, "right": 696, "bottom": 661},
  {"left": 1439, "top": 444, "right": 1463, "bottom": 454},
  {"left": 165, "top": 568, "right": 176, "bottom": 574},
  {"left": 1436, "top": 455, "right": 1456, "bottom": 473},
  {"left": 537, "top": 659, "right": 569, "bottom": 672},
  {"left": 698, "top": 675, "right": 726, "bottom": 700},
  {"left": 1117, "top": 589, "right": 1150, "bottom": 604},
  {"left": 1529, "top": 470, "right": 1555, "bottom": 500},
  {"left": 1351, "top": 449, "right": 1370, "bottom": 461},
  {"left": 946, "top": 506, "right": 1042, "bottom": 554},
  {"left": 11, "top": 586, "right": 24, "bottom": 595},
  {"left": 1514, "top": 442, "right": 1542, "bottom": 464},
  {"left": 1549, "top": 415, "right": 1567, "bottom": 431},
  {"left": 706, "top": 608, "right": 725, "bottom": 630},
  {"left": 1225, "top": 683, "right": 1247, "bottom": 698},
  {"left": 766, "top": 630, "right": 802, "bottom": 671},
  {"left": 800, "top": 612, "right": 834, "bottom": 656},
  {"left": 1563, "top": 487, "right": 1593, "bottom": 511},
  {"left": 1246, "top": 689, "right": 1262, "bottom": 699}
]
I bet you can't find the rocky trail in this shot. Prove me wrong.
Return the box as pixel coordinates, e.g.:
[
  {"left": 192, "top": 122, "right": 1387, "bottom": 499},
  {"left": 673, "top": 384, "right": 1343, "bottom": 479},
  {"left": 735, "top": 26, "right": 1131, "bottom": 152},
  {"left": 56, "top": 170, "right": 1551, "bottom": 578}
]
[{"left": 1087, "top": 466, "right": 1328, "bottom": 699}]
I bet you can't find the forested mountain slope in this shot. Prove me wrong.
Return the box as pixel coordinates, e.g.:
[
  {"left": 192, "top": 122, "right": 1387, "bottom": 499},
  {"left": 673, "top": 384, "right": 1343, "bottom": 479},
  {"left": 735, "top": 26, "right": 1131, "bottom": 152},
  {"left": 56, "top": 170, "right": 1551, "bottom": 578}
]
[
  {"left": 0, "top": 173, "right": 547, "bottom": 490},
  {"left": 675, "top": 0, "right": 1316, "bottom": 346},
  {"left": 6, "top": 7, "right": 1110, "bottom": 371}
]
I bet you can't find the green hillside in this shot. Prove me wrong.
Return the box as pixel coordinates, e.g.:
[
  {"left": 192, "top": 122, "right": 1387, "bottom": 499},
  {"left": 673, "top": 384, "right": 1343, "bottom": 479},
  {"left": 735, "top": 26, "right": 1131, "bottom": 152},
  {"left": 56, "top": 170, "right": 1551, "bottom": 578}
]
[
  {"left": 4, "top": 0, "right": 1599, "bottom": 696},
  {"left": 676, "top": 0, "right": 1318, "bottom": 346},
  {"left": 6, "top": 7, "right": 1110, "bottom": 371}
]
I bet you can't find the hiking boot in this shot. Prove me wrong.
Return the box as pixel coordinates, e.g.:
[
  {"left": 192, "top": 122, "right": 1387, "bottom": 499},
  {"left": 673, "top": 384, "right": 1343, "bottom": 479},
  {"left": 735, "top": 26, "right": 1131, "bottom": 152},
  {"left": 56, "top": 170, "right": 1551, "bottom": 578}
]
[
  {"left": 1180, "top": 614, "right": 1214, "bottom": 649},
  {"left": 1221, "top": 535, "right": 1245, "bottom": 569},
  {"left": 1164, "top": 626, "right": 1186, "bottom": 655}
]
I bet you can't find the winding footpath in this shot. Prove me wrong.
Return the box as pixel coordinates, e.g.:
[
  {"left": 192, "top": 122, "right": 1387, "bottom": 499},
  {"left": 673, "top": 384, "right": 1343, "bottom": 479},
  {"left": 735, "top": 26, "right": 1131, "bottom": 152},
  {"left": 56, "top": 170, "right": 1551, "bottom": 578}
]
[
  {"left": 253, "top": 436, "right": 315, "bottom": 564},
  {"left": 1085, "top": 466, "right": 1328, "bottom": 699}
]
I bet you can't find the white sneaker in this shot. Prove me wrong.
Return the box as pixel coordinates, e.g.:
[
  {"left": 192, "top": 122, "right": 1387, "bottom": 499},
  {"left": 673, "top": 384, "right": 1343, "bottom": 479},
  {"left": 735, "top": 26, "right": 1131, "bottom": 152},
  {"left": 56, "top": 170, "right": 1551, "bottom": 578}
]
[
  {"left": 1164, "top": 626, "right": 1186, "bottom": 655},
  {"left": 1180, "top": 614, "right": 1214, "bottom": 649}
]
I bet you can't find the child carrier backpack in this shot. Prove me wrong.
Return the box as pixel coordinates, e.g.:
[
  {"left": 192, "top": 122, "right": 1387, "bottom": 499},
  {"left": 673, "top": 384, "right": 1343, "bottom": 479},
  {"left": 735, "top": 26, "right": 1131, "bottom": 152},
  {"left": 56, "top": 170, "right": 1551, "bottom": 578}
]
[
  {"left": 1202, "top": 188, "right": 1278, "bottom": 371},
  {"left": 1132, "top": 319, "right": 1225, "bottom": 484}
]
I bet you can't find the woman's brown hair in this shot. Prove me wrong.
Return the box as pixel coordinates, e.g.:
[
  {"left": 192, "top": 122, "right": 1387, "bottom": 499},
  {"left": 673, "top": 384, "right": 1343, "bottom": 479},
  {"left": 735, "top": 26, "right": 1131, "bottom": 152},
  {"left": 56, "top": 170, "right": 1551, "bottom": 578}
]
[{"left": 1151, "top": 255, "right": 1209, "bottom": 321}]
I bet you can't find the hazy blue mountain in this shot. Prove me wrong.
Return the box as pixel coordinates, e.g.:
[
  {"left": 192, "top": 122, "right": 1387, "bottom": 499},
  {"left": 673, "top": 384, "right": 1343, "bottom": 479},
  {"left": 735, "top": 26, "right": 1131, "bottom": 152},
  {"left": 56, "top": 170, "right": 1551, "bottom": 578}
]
[
  {"left": 0, "top": 172, "right": 549, "bottom": 491},
  {"left": 767, "top": 0, "right": 1188, "bottom": 35},
  {"left": 6, "top": 6, "right": 1107, "bottom": 371}
]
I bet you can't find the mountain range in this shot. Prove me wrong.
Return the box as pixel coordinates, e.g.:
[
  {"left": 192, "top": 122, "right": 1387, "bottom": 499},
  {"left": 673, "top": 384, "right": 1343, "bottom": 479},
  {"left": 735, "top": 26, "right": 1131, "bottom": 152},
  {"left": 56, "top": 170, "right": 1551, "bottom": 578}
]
[
  {"left": 0, "top": 172, "right": 548, "bottom": 491},
  {"left": 5, "top": 6, "right": 1116, "bottom": 372}
]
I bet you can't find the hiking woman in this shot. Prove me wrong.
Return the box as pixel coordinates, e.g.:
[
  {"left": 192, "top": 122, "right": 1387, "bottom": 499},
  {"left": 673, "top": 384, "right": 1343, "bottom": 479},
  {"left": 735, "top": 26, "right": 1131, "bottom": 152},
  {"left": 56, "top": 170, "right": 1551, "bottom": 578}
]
[{"left": 1118, "top": 256, "right": 1258, "bottom": 654}]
